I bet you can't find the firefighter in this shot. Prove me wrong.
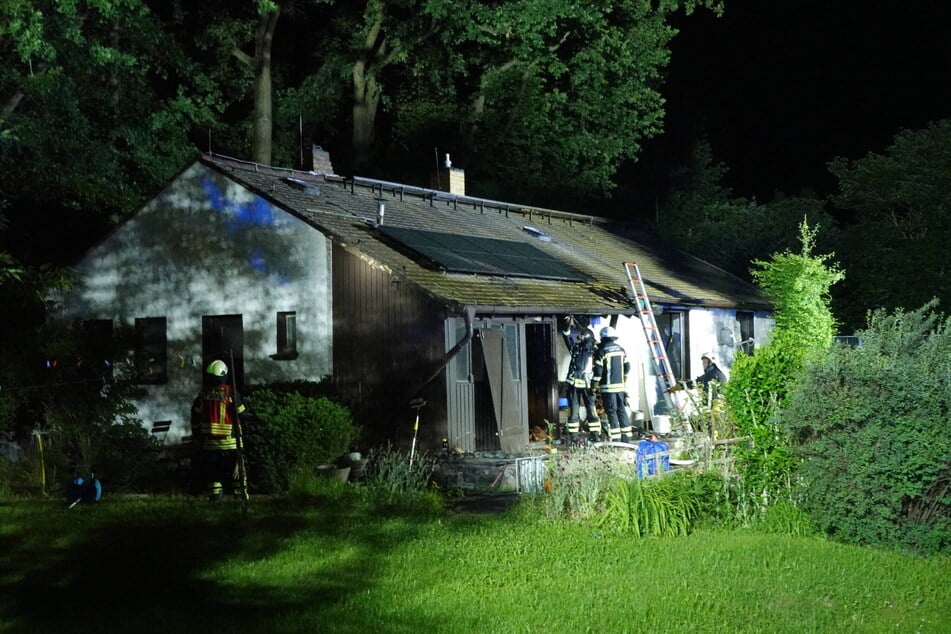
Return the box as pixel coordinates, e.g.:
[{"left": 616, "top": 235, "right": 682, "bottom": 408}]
[
  {"left": 191, "top": 360, "right": 247, "bottom": 501},
  {"left": 560, "top": 316, "right": 601, "bottom": 442},
  {"left": 696, "top": 351, "right": 727, "bottom": 390},
  {"left": 592, "top": 326, "right": 634, "bottom": 443}
]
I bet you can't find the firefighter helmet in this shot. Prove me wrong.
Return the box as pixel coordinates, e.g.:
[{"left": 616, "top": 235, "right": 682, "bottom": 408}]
[
  {"left": 700, "top": 351, "right": 716, "bottom": 363},
  {"left": 206, "top": 359, "right": 228, "bottom": 377},
  {"left": 599, "top": 326, "right": 618, "bottom": 340}
]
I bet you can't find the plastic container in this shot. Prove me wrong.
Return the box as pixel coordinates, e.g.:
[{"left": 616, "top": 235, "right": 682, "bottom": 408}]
[{"left": 652, "top": 414, "right": 671, "bottom": 435}]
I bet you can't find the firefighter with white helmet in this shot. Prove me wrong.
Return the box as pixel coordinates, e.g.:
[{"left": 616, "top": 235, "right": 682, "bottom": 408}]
[
  {"left": 696, "top": 351, "right": 727, "bottom": 390},
  {"left": 592, "top": 325, "right": 634, "bottom": 443},
  {"left": 191, "top": 359, "right": 248, "bottom": 501}
]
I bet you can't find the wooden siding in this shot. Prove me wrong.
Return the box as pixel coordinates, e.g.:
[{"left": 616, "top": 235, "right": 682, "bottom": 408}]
[{"left": 332, "top": 245, "right": 448, "bottom": 450}]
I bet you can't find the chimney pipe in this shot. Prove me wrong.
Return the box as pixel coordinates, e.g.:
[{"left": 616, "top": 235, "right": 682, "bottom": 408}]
[{"left": 376, "top": 198, "right": 385, "bottom": 225}]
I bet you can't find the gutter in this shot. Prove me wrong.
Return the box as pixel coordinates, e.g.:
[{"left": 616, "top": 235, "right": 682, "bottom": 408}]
[{"left": 411, "top": 305, "right": 476, "bottom": 398}]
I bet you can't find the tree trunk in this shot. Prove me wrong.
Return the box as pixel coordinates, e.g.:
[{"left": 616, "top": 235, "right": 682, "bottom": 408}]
[
  {"left": 352, "top": 59, "right": 381, "bottom": 170},
  {"left": 251, "top": 7, "right": 281, "bottom": 165}
]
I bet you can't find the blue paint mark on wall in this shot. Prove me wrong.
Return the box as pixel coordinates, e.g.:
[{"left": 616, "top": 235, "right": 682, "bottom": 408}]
[
  {"left": 201, "top": 177, "right": 278, "bottom": 230},
  {"left": 200, "top": 175, "right": 293, "bottom": 285},
  {"left": 249, "top": 248, "right": 268, "bottom": 274}
]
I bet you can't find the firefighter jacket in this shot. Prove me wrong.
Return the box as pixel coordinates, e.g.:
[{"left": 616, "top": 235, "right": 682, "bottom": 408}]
[
  {"left": 191, "top": 383, "right": 246, "bottom": 451},
  {"left": 592, "top": 340, "right": 630, "bottom": 393},
  {"left": 562, "top": 327, "right": 595, "bottom": 388},
  {"left": 696, "top": 363, "right": 726, "bottom": 389}
]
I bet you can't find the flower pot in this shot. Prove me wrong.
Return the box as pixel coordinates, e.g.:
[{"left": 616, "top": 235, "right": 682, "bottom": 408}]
[{"left": 316, "top": 464, "right": 351, "bottom": 483}]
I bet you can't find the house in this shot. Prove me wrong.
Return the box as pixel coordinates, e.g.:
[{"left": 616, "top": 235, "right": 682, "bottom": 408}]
[{"left": 50, "top": 148, "right": 773, "bottom": 454}]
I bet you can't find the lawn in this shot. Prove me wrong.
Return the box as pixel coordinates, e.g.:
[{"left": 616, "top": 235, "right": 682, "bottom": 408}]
[{"left": 1, "top": 490, "right": 948, "bottom": 633}]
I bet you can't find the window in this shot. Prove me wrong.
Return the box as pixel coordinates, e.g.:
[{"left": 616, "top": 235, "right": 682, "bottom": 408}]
[
  {"left": 656, "top": 311, "right": 688, "bottom": 380},
  {"left": 736, "top": 311, "right": 754, "bottom": 355},
  {"left": 135, "top": 317, "right": 168, "bottom": 384},
  {"left": 273, "top": 311, "right": 298, "bottom": 359}
]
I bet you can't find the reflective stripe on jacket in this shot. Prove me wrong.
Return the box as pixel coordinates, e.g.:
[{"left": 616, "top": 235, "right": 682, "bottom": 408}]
[
  {"left": 592, "top": 341, "right": 630, "bottom": 392},
  {"left": 194, "top": 384, "right": 246, "bottom": 450}
]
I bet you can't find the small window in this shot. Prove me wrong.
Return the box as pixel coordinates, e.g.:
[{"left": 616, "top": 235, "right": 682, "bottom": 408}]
[
  {"left": 273, "top": 311, "right": 298, "bottom": 359},
  {"left": 135, "top": 317, "right": 168, "bottom": 384},
  {"left": 736, "top": 311, "right": 755, "bottom": 355}
]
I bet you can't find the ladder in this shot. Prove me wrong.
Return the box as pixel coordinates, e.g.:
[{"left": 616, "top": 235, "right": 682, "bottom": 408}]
[{"left": 623, "top": 262, "right": 682, "bottom": 415}]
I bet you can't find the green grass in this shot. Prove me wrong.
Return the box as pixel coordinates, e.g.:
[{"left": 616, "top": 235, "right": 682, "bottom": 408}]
[{"left": 1, "top": 491, "right": 948, "bottom": 633}]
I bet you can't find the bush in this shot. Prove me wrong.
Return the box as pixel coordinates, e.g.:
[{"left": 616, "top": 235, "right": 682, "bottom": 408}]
[
  {"left": 244, "top": 389, "right": 359, "bottom": 494},
  {"left": 724, "top": 220, "right": 843, "bottom": 509},
  {"left": 541, "top": 446, "right": 631, "bottom": 521},
  {"left": 363, "top": 442, "right": 440, "bottom": 509},
  {"left": 597, "top": 469, "right": 729, "bottom": 537},
  {"left": 779, "top": 301, "right": 951, "bottom": 553}
]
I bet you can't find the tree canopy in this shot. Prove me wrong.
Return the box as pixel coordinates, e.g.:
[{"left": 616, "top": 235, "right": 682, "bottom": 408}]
[{"left": 828, "top": 119, "right": 951, "bottom": 331}]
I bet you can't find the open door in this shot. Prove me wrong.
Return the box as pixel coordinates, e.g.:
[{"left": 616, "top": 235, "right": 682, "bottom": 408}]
[
  {"left": 446, "top": 318, "right": 528, "bottom": 453},
  {"left": 480, "top": 328, "right": 526, "bottom": 454}
]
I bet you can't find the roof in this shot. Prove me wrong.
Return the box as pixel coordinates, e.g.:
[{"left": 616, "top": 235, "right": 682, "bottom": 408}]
[{"left": 199, "top": 153, "right": 770, "bottom": 314}]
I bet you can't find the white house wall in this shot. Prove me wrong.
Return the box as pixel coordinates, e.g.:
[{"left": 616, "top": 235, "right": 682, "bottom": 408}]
[
  {"left": 51, "top": 163, "right": 333, "bottom": 442},
  {"left": 556, "top": 309, "right": 775, "bottom": 426}
]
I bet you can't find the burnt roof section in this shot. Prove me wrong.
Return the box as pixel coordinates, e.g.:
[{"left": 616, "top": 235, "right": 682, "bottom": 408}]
[{"left": 199, "top": 153, "right": 770, "bottom": 314}]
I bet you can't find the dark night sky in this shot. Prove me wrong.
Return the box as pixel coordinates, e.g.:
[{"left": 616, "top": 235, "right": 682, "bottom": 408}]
[{"left": 630, "top": 0, "right": 951, "bottom": 204}]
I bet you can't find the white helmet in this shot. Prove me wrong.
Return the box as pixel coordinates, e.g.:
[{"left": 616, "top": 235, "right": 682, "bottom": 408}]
[
  {"left": 700, "top": 352, "right": 716, "bottom": 363},
  {"left": 599, "top": 326, "right": 618, "bottom": 340},
  {"left": 206, "top": 359, "right": 228, "bottom": 376}
]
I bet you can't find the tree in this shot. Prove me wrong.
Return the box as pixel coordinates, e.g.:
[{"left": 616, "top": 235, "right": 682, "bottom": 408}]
[
  {"left": 828, "top": 119, "right": 951, "bottom": 332},
  {"left": 724, "top": 220, "right": 844, "bottom": 508},
  {"left": 0, "top": 0, "right": 225, "bottom": 263},
  {"left": 405, "top": 0, "right": 725, "bottom": 201},
  {"left": 283, "top": 0, "right": 721, "bottom": 194},
  {"left": 199, "top": 0, "right": 288, "bottom": 165},
  {"left": 658, "top": 138, "right": 836, "bottom": 279}
]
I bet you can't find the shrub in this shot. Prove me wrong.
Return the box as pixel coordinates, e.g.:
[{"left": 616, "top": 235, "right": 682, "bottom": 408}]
[
  {"left": 779, "top": 301, "right": 951, "bottom": 553},
  {"left": 725, "top": 220, "right": 843, "bottom": 509},
  {"left": 598, "top": 470, "right": 721, "bottom": 537},
  {"left": 244, "top": 389, "right": 359, "bottom": 494},
  {"left": 363, "top": 442, "right": 440, "bottom": 509},
  {"left": 541, "top": 446, "right": 632, "bottom": 521}
]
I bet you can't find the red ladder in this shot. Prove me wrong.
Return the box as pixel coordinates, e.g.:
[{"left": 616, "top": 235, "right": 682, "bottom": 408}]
[{"left": 623, "top": 262, "right": 681, "bottom": 415}]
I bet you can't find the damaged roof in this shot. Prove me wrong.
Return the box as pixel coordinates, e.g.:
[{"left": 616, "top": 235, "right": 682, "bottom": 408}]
[{"left": 200, "top": 153, "right": 770, "bottom": 314}]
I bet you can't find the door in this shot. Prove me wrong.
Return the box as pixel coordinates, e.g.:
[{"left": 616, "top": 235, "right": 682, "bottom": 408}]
[
  {"left": 202, "top": 315, "right": 245, "bottom": 390},
  {"left": 525, "top": 321, "right": 557, "bottom": 436},
  {"left": 446, "top": 318, "right": 527, "bottom": 453},
  {"left": 480, "top": 328, "right": 526, "bottom": 454}
]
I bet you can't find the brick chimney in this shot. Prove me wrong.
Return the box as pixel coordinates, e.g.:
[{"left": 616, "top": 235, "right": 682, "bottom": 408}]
[
  {"left": 432, "top": 153, "right": 465, "bottom": 196},
  {"left": 311, "top": 145, "right": 336, "bottom": 175}
]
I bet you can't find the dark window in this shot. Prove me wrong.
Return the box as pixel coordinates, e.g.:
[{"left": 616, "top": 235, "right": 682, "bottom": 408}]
[
  {"left": 135, "top": 317, "right": 168, "bottom": 384},
  {"left": 273, "top": 311, "right": 299, "bottom": 359},
  {"left": 656, "top": 311, "right": 688, "bottom": 380},
  {"left": 737, "top": 311, "right": 755, "bottom": 355},
  {"left": 81, "top": 319, "right": 114, "bottom": 380}
]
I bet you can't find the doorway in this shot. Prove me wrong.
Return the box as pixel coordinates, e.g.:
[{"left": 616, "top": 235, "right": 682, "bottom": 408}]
[{"left": 201, "top": 315, "right": 244, "bottom": 389}]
